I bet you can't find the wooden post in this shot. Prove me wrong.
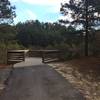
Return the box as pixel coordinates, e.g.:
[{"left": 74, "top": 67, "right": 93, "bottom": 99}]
[
  {"left": 42, "top": 51, "right": 45, "bottom": 63},
  {"left": 23, "top": 52, "right": 25, "bottom": 61}
]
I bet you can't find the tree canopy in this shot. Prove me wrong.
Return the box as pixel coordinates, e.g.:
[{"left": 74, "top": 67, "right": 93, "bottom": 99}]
[
  {"left": 0, "top": 0, "right": 16, "bottom": 24},
  {"left": 60, "top": 0, "right": 100, "bottom": 29},
  {"left": 60, "top": 0, "right": 100, "bottom": 56},
  {"left": 16, "top": 20, "right": 66, "bottom": 47},
  {"left": 16, "top": 20, "right": 80, "bottom": 48},
  {"left": 0, "top": 19, "right": 81, "bottom": 48}
]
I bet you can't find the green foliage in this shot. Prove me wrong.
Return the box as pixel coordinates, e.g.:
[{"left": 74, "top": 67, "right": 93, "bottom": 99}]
[
  {"left": 0, "top": 42, "right": 7, "bottom": 64},
  {"left": 46, "top": 42, "right": 80, "bottom": 60},
  {"left": 0, "top": 19, "right": 84, "bottom": 63},
  {"left": 0, "top": 0, "right": 16, "bottom": 24},
  {"left": 0, "top": 24, "right": 16, "bottom": 41},
  {"left": 60, "top": 0, "right": 100, "bottom": 56},
  {"left": 7, "top": 42, "right": 25, "bottom": 50},
  {"left": 16, "top": 20, "right": 80, "bottom": 48},
  {"left": 0, "top": 41, "right": 24, "bottom": 64}
]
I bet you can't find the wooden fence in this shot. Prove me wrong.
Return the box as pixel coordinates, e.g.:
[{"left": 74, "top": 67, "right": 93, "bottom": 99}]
[
  {"left": 7, "top": 49, "right": 61, "bottom": 64},
  {"left": 7, "top": 50, "right": 27, "bottom": 64},
  {"left": 29, "top": 50, "right": 61, "bottom": 63}
]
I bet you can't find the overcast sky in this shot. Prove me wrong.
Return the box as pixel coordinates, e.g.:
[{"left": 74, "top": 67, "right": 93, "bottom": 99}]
[{"left": 9, "top": 0, "right": 69, "bottom": 24}]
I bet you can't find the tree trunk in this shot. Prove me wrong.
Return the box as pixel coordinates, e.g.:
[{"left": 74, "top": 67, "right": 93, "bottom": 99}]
[{"left": 85, "top": 0, "right": 89, "bottom": 56}]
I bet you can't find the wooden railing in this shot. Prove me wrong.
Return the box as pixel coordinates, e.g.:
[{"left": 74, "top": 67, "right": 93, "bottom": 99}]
[
  {"left": 7, "top": 50, "right": 27, "bottom": 64},
  {"left": 41, "top": 50, "right": 61, "bottom": 63},
  {"left": 29, "top": 50, "right": 61, "bottom": 63},
  {"left": 7, "top": 49, "right": 61, "bottom": 64}
]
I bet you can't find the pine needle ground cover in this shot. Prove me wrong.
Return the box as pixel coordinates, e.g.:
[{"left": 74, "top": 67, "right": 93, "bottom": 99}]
[{"left": 49, "top": 57, "right": 100, "bottom": 100}]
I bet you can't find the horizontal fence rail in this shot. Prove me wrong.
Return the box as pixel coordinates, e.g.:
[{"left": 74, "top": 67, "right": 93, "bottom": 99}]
[
  {"left": 41, "top": 50, "right": 61, "bottom": 63},
  {"left": 29, "top": 50, "right": 61, "bottom": 63},
  {"left": 7, "top": 50, "right": 26, "bottom": 64}
]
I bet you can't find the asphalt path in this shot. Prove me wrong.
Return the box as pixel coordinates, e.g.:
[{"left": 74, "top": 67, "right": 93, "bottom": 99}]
[{"left": 0, "top": 58, "right": 85, "bottom": 100}]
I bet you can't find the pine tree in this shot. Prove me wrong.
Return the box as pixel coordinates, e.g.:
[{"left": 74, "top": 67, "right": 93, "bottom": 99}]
[
  {"left": 60, "top": 0, "right": 100, "bottom": 56},
  {"left": 0, "top": 0, "right": 16, "bottom": 24}
]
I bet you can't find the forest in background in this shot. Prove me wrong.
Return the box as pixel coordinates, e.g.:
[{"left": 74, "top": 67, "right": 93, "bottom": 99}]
[
  {"left": 0, "top": 20, "right": 82, "bottom": 63},
  {"left": 0, "top": 21, "right": 81, "bottom": 49},
  {"left": 1, "top": 0, "right": 100, "bottom": 64},
  {"left": 0, "top": 19, "right": 96, "bottom": 63}
]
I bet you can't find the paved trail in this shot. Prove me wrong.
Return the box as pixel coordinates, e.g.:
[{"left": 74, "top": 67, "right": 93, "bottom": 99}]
[{"left": 0, "top": 58, "right": 85, "bottom": 100}]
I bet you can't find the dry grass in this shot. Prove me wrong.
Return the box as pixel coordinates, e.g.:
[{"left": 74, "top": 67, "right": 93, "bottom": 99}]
[{"left": 49, "top": 56, "right": 100, "bottom": 100}]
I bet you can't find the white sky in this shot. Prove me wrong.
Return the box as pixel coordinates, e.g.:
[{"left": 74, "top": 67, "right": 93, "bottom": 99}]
[
  {"left": 9, "top": 0, "right": 69, "bottom": 23},
  {"left": 10, "top": 0, "right": 68, "bottom": 5}
]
